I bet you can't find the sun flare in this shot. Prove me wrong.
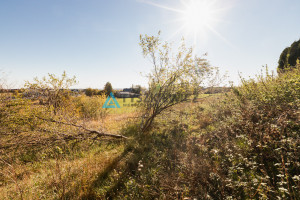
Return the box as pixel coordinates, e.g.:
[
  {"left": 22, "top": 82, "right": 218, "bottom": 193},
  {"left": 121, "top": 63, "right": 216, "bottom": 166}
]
[
  {"left": 182, "top": 0, "right": 216, "bottom": 34},
  {"left": 141, "top": 0, "right": 232, "bottom": 45}
]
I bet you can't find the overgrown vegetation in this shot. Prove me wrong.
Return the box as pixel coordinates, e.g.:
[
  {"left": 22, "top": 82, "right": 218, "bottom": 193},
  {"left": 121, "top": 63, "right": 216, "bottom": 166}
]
[
  {"left": 85, "top": 88, "right": 105, "bottom": 97},
  {"left": 0, "top": 36, "right": 299, "bottom": 199},
  {"left": 75, "top": 95, "right": 108, "bottom": 120},
  {"left": 196, "top": 67, "right": 300, "bottom": 199},
  {"left": 139, "top": 32, "right": 221, "bottom": 133},
  {"left": 84, "top": 66, "right": 299, "bottom": 199}
]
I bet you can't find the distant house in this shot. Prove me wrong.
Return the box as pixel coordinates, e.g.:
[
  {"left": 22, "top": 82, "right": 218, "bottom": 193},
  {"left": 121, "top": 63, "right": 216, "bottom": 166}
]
[
  {"left": 71, "top": 89, "right": 80, "bottom": 92},
  {"left": 116, "top": 91, "right": 140, "bottom": 98},
  {"left": 117, "top": 92, "right": 130, "bottom": 98},
  {"left": 123, "top": 88, "right": 133, "bottom": 93}
]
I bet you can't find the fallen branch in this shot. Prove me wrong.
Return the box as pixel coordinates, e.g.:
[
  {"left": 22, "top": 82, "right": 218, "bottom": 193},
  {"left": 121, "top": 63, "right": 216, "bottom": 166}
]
[
  {"left": 36, "top": 116, "right": 128, "bottom": 139},
  {"left": 0, "top": 116, "right": 128, "bottom": 151}
]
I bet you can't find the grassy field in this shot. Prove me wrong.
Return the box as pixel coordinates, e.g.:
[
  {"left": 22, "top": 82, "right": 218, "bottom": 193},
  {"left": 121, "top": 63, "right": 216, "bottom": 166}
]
[
  {"left": 0, "top": 94, "right": 220, "bottom": 199},
  {"left": 0, "top": 65, "right": 299, "bottom": 200},
  {"left": 107, "top": 98, "right": 140, "bottom": 114},
  {"left": 115, "top": 97, "right": 140, "bottom": 107}
]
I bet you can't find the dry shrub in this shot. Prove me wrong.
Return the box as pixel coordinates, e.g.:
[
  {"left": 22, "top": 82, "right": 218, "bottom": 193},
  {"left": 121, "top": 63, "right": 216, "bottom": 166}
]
[
  {"left": 106, "top": 67, "right": 299, "bottom": 199},
  {"left": 192, "top": 67, "right": 300, "bottom": 199},
  {"left": 74, "top": 94, "right": 108, "bottom": 120}
]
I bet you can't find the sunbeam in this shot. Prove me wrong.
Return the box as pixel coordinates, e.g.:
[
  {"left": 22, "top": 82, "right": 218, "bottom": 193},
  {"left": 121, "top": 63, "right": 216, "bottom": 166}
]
[{"left": 140, "top": 0, "right": 233, "bottom": 46}]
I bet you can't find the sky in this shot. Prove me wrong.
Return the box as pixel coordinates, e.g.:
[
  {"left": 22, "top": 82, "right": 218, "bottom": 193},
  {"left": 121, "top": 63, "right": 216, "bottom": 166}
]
[{"left": 0, "top": 0, "right": 300, "bottom": 89}]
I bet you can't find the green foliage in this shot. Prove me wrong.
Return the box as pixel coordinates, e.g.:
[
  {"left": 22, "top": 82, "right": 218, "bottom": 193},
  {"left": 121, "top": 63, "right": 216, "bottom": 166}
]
[
  {"left": 85, "top": 88, "right": 95, "bottom": 96},
  {"left": 139, "top": 32, "right": 216, "bottom": 132},
  {"left": 131, "top": 85, "right": 142, "bottom": 94},
  {"left": 74, "top": 95, "right": 108, "bottom": 120},
  {"left": 1, "top": 41, "right": 299, "bottom": 199},
  {"left": 278, "top": 38, "right": 300, "bottom": 72},
  {"left": 201, "top": 66, "right": 300, "bottom": 199},
  {"left": 24, "top": 71, "right": 77, "bottom": 114},
  {"left": 0, "top": 97, "right": 35, "bottom": 133},
  {"left": 85, "top": 88, "right": 105, "bottom": 96},
  {"left": 94, "top": 66, "right": 299, "bottom": 199},
  {"left": 104, "top": 82, "right": 113, "bottom": 96}
]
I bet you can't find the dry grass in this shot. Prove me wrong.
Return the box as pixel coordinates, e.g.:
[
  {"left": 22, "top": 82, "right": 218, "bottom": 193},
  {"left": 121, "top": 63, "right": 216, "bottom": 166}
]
[
  {"left": 0, "top": 145, "right": 124, "bottom": 199},
  {"left": 0, "top": 93, "right": 220, "bottom": 199},
  {"left": 0, "top": 106, "right": 137, "bottom": 199}
]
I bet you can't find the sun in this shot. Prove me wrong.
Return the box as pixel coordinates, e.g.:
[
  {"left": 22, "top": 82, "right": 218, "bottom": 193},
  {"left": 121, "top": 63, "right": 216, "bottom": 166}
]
[
  {"left": 140, "top": 0, "right": 232, "bottom": 45},
  {"left": 181, "top": 0, "right": 216, "bottom": 34}
]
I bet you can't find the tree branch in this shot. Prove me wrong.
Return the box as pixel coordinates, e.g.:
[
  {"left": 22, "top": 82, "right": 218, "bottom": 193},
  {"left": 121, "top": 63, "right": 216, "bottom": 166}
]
[{"left": 36, "top": 116, "right": 128, "bottom": 139}]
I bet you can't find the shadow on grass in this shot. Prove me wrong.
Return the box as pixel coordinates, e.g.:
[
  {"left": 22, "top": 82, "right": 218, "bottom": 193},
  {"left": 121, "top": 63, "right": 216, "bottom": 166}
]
[
  {"left": 79, "top": 123, "right": 186, "bottom": 200},
  {"left": 81, "top": 134, "right": 153, "bottom": 200}
]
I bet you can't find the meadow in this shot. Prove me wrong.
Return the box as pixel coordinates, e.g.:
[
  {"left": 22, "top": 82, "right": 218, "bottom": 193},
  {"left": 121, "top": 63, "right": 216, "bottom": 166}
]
[
  {"left": 0, "top": 40, "right": 299, "bottom": 199},
  {"left": 110, "top": 98, "right": 140, "bottom": 114},
  {"left": 0, "top": 65, "right": 298, "bottom": 199},
  {"left": 0, "top": 88, "right": 219, "bottom": 199},
  {"left": 1, "top": 0, "right": 300, "bottom": 199}
]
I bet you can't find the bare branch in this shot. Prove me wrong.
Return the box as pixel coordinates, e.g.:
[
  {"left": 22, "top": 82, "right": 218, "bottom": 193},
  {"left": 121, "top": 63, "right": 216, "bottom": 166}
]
[{"left": 36, "top": 116, "right": 127, "bottom": 139}]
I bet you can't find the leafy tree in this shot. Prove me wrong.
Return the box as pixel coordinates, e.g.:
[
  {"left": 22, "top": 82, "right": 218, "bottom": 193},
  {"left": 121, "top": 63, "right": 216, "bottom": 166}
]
[
  {"left": 97, "top": 89, "right": 105, "bottom": 95},
  {"left": 25, "top": 71, "right": 77, "bottom": 114},
  {"left": 278, "top": 39, "right": 300, "bottom": 72},
  {"left": 139, "top": 32, "right": 217, "bottom": 133},
  {"left": 85, "top": 88, "right": 94, "bottom": 96},
  {"left": 132, "top": 85, "right": 142, "bottom": 94},
  {"left": 85, "top": 88, "right": 105, "bottom": 96},
  {"left": 104, "top": 82, "right": 113, "bottom": 96}
]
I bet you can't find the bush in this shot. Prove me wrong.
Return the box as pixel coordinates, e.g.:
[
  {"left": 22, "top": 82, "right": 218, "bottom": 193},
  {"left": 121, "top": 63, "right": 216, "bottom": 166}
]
[
  {"left": 75, "top": 95, "right": 108, "bottom": 120},
  {"left": 25, "top": 71, "right": 77, "bottom": 115},
  {"left": 85, "top": 88, "right": 105, "bottom": 96},
  {"left": 106, "top": 66, "right": 299, "bottom": 199},
  {"left": 200, "top": 66, "right": 300, "bottom": 199}
]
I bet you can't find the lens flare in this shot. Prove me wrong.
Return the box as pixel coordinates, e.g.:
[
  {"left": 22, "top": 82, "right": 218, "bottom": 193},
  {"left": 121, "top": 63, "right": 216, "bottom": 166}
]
[{"left": 140, "top": 0, "right": 233, "bottom": 46}]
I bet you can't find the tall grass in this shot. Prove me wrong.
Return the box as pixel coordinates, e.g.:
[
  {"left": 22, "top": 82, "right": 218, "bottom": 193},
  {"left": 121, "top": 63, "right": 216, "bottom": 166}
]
[
  {"left": 0, "top": 68, "right": 298, "bottom": 199},
  {"left": 90, "top": 67, "right": 299, "bottom": 199},
  {"left": 74, "top": 94, "right": 108, "bottom": 120}
]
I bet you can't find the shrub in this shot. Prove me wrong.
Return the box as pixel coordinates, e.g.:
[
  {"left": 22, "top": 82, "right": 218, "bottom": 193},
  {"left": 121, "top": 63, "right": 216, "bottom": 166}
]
[
  {"left": 111, "top": 66, "right": 299, "bottom": 199},
  {"left": 139, "top": 32, "right": 219, "bottom": 133},
  {"left": 75, "top": 95, "right": 108, "bottom": 120},
  {"left": 200, "top": 66, "right": 300, "bottom": 199},
  {"left": 85, "top": 88, "right": 105, "bottom": 96},
  {"left": 24, "top": 71, "right": 77, "bottom": 115}
]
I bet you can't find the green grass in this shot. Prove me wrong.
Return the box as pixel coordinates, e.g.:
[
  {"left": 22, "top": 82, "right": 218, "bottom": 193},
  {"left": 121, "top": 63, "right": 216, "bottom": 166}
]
[
  {"left": 116, "top": 97, "right": 140, "bottom": 107},
  {"left": 106, "top": 98, "right": 140, "bottom": 114},
  {"left": 106, "top": 95, "right": 218, "bottom": 114}
]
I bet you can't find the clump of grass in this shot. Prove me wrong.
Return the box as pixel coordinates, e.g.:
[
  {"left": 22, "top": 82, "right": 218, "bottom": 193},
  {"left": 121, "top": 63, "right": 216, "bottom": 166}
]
[
  {"left": 74, "top": 94, "right": 108, "bottom": 120},
  {"left": 0, "top": 142, "right": 125, "bottom": 200}
]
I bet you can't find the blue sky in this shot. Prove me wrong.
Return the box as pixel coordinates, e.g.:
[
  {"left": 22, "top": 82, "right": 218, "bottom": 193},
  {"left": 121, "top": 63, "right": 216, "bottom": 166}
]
[{"left": 0, "top": 0, "right": 300, "bottom": 89}]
